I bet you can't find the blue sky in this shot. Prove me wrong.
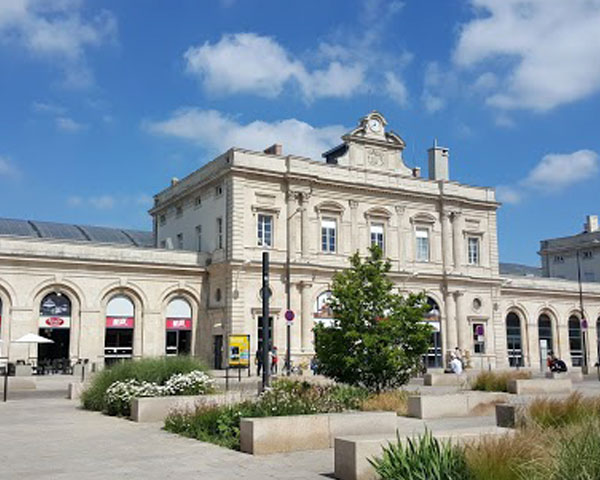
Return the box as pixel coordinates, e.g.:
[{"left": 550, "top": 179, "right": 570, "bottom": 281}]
[{"left": 0, "top": 0, "right": 599, "bottom": 266}]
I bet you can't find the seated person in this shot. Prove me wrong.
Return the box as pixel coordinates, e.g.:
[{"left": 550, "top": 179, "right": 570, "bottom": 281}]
[{"left": 449, "top": 354, "right": 463, "bottom": 375}]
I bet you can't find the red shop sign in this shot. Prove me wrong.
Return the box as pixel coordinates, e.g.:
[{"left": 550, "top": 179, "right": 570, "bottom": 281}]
[
  {"left": 106, "top": 316, "right": 134, "bottom": 328},
  {"left": 166, "top": 318, "right": 192, "bottom": 330},
  {"left": 46, "top": 317, "right": 65, "bottom": 327}
]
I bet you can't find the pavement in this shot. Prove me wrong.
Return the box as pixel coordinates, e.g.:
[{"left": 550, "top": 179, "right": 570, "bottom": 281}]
[{"left": 2, "top": 374, "right": 600, "bottom": 479}]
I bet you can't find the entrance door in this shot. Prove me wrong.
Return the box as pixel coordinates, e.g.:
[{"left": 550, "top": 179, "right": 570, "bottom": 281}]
[
  {"left": 506, "top": 312, "right": 523, "bottom": 367},
  {"left": 166, "top": 330, "right": 192, "bottom": 356},
  {"left": 38, "top": 328, "right": 70, "bottom": 366},
  {"left": 104, "top": 328, "right": 133, "bottom": 366},
  {"left": 213, "top": 335, "right": 223, "bottom": 369}
]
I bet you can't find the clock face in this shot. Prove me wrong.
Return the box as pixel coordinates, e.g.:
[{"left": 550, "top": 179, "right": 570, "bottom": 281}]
[{"left": 368, "top": 118, "right": 381, "bottom": 133}]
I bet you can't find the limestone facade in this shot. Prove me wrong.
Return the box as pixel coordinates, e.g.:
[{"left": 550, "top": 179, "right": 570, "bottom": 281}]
[{"left": 1, "top": 111, "right": 600, "bottom": 371}]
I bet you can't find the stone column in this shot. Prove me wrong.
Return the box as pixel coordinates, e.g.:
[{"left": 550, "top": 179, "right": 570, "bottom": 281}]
[
  {"left": 455, "top": 291, "right": 468, "bottom": 352},
  {"left": 441, "top": 211, "right": 453, "bottom": 273},
  {"left": 444, "top": 290, "right": 457, "bottom": 353},
  {"left": 301, "top": 194, "right": 310, "bottom": 258},
  {"left": 349, "top": 200, "right": 359, "bottom": 254},
  {"left": 300, "top": 281, "right": 313, "bottom": 352},
  {"left": 452, "top": 211, "right": 464, "bottom": 272},
  {"left": 79, "top": 309, "right": 104, "bottom": 364},
  {"left": 287, "top": 191, "right": 298, "bottom": 258},
  {"left": 395, "top": 206, "right": 406, "bottom": 271},
  {"left": 291, "top": 283, "right": 302, "bottom": 352}
]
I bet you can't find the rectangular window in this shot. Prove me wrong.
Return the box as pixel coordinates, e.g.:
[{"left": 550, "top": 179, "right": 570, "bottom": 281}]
[
  {"left": 416, "top": 228, "right": 429, "bottom": 262},
  {"left": 583, "top": 251, "right": 594, "bottom": 260},
  {"left": 554, "top": 255, "right": 564, "bottom": 264},
  {"left": 176, "top": 233, "right": 183, "bottom": 249},
  {"left": 160, "top": 240, "right": 166, "bottom": 249},
  {"left": 175, "top": 205, "right": 183, "bottom": 218},
  {"left": 194, "top": 196, "right": 202, "bottom": 207},
  {"left": 215, "top": 184, "right": 223, "bottom": 196},
  {"left": 216, "top": 217, "right": 223, "bottom": 250},
  {"left": 321, "top": 218, "right": 336, "bottom": 253},
  {"left": 196, "top": 225, "right": 202, "bottom": 252},
  {"left": 370, "top": 223, "right": 384, "bottom": 250},
  {"left": 468, "top": 237, "right": 480, "bottom": 265},
  {"left": 159, "top": 214, "right": 166, "bottom": 226},
  {"left": 257, "top": 214, "right": 273, "bottom": 247},
  {"left": 473, "top": 323, "right": 485, "bottom": 354}
]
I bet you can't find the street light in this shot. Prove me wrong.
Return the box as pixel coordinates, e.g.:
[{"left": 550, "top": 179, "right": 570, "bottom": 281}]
[{"left": 576, "top": 249, "right": 589, "bottom": 375}]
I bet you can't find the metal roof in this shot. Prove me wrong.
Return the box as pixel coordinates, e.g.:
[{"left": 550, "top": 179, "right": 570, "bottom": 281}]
[{"left": 0, "top": 217, "right": 153, "bottom": 248}]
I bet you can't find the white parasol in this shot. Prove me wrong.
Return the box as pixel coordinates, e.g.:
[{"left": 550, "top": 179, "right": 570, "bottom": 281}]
[{"left": 13, "top": 333, "right": 54, "bottom": 362}]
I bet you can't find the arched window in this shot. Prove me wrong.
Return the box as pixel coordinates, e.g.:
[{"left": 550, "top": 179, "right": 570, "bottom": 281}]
[
  {"left": 568, "top": 315, "right": 583, "bottom": 367},
  {"left": 506, "top": 312, "right": 523, "bottom": 367},
  {"left": 38, "top": 292, "right": 72, "bottom": 365},
  {"left": 538, "top": 314, "right": 554, "bottom": 359},
  {"left": 314, "top": 291, "right": 334, "bottom": 327},
  {"left": 104, "top": 295, "right": 135, "bottom": 365},
  {"left": 424, "top": 297, "right": 442, "bottom": 369},
  {"left": 166, "top": 297, "right": 192, "bottom": 356}
]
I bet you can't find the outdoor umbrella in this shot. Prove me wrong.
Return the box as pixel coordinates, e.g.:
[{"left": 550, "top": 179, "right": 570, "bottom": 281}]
[{"left": 13, "top": 333, "right": 54, "bottom": 362}]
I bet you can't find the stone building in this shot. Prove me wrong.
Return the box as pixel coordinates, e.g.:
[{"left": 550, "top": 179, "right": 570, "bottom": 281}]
[{"left": 1, "top": 111, "right": 599, "bottom": 373}]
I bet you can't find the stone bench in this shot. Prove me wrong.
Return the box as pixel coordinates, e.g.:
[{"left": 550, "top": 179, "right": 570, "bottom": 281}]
[
  {"left": 407, "top": 392, "right": 507, "bottom": 419},
  {"left": 239, "top": 411, "right": 397, "bottom": 455},
  {"left": 130, "top": 391, "right": 252, "bottom": 423},
  {"left": 507, "top": 378, "right": 571, "bottom": 395},
  {"left": 334, "top": 429, "right": 511, "bottom": 480},
  {"left": 545, "top": 371, "right": 583, "bottom": 382},
  {"left": 0, "top": 376, "right": 36, "bottom": 391},
  {"left": 423, "top": 373, "right": 469, "bottom": 387},
  {"left": 495, "top": 403, "right": 528, "bottom": 428}
]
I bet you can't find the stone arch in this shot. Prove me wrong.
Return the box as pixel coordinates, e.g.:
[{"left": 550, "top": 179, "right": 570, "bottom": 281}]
[
  {"left": 505, "top": 308, "right": 526, "bottom": 367},
  {"left": 100, "top": 286, "right": 144, "bottom": 361},
  {"left": 161, "top": 287, "right": 201, "bottom": 356},
  {"left": 314, "top": 200, "right": 345, "bottom": 215},
  {"left": 364, "top": 206, "right": 392, "bottom": 219}
]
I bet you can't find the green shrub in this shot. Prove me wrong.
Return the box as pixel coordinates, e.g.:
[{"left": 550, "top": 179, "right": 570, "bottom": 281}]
[
  {"left": 369, "top": 430, "right": 469, "bottom": 480},
  {"left": 164, "top": 379, "right": 367, "bottom": 449},
  {"left": 471, "top": 370, "right": 531, "bottom": 392},
  {"left": 81, "top": 356, "right": 209, "bottom": 413}
]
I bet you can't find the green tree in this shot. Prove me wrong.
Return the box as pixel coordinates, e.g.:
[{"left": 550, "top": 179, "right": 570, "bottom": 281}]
[{"left": 314, "top": 245, "right": 433, "bottom": 393}]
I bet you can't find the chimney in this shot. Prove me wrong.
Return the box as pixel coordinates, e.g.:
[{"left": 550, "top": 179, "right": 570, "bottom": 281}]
[
  {"left": 412, "top": 167, "right": 421, "bottom": 178},
  {"left": 264, "top": 144, "right": 282, "bottom": 156},
  {"left": 170, "top": 177, "right": 179, "bottom": 187},
  {"left": 428, "top": 139, "right": 450, "bottom": 181},
  {"left": 585, "top": 215, "right": 599, "bottom": 233}
]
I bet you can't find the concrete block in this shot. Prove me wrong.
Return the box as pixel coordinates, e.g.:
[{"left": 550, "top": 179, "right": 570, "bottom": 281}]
[
  {"left": 67, "top": 382, "right": 86, "bottom": 400},
  {"left": 14, "top": 365, "right": 32, "bottom": 377},
  {"left": 424, "top": 373, "right": 468, "bottom": 387},
  {"left": 0, "top": 376, "right": 36, "bottom": 391},
  {"left": 545, "top": 371, "right": 584, "bottom": 382},
  {"left": 240, "top": 415, "right": 330, "bottom": 455},
  {"left": 335, "top": 434, "right": 396, "bottom": 480},
  {"left": 466, "top": 392, "right": 508, "bottom": 416},
  {"left": 495, "top": 404, "right": 528, "bottom": 428},
  {"left": 130, "top": 391, "right": 250, "bottom": 423},
  {"left": 508, "top": 378, "right": 571, "bottom": 395},
  {"left": 328, "top": 412, "right": 397, "bottom": 447},
  {"left": 407, "top": 394, "right": 468, "bottom": 419}
]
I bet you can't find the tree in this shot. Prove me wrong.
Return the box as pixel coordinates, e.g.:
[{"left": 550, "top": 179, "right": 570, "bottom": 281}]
[{"left": 314, "top": 245, "right": 433, "bottom": 392}]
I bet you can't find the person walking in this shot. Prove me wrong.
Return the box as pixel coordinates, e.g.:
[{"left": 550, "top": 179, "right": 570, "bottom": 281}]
[
  {"left": 255, "top": 348, "right": 263, "bottom": 377},
  {"left": 271, "top": 346, "right": 278, "bottom": 374}
]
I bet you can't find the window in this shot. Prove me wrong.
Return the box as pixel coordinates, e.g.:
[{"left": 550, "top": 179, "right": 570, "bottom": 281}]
[
  {"left": 468, "top": 237, "right": 480, "bottom": 265},
  {"left": 370, "top": 223, "right": 384, "bottom": 250},
  {"left": 554, "top": 255, "right": 564, "bottom": 264},
  {"left": 160, "top": 240, "right": 166, "bottom": 249},
  {"left": 215, "top": 288, "right": 222, "bottom": 302},
  {"left": 196, "top": 225, "right": 202, "bottom": 252},
  {"left": 257, "top": 214, "right": 273, "bottom": 247},
  {"left": 194, "top": 196, "right": 202, "bottom": 207},
  {"left": 176, "top": 233, "right": 183, "bottom": 249},
  {"left": 216, "top": 217, "right": 223, "bottom": 250},
  {"left": 321, "top": 218, "right": 336, "bottom": 253},
  {"left": 416, "top": 228, "right": 430, "bottom": 262},
  {"left": 473, "top": 323, "right": 485, "bottom": 354},
  {"left": 159, "top": 214, "right": 166, "bottom": 226},
  {"left": 583, "top": 251, "right": 594, "bottom": 260},
  {"left": 215, "top": 184, "right": 223, "bottom": 196},
  {"left": 175, "top": 205, "right": 183, "bottom": 218}
]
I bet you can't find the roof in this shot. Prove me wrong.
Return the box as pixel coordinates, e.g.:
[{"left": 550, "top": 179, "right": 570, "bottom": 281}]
[
  {"left": 0, "top": 217, "right": 154, "bottom": 248},
  {"left": 540, "top": 230, "right": 600, "bottom": 252},
  {"left": 499, "top": 262, "right": 542, "bottom": 277}
]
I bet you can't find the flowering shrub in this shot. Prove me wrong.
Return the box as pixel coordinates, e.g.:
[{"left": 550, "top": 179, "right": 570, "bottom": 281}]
[{"left": 103, "top": 370, "right": 215, "bottom": 416}]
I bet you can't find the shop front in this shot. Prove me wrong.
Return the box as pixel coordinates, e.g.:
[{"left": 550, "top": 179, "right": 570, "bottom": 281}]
[
  {"left": 165, "top": 298, "right": 192, "bottom": 356},
  {"left": 38, "top": 292, "right": 71, "bottom": 370},
  {"left": 104, "top": 295, "right": 135, "bottom": 366}
]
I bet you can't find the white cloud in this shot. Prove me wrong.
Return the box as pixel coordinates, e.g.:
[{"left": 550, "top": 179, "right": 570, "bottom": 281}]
[
  {"left": 497, "top": 149, "right": 599, "bottom": 204},
  {"left": 421, "top": 62, "right": 457, "bottom": 113},
  {"left": 524, "top": 150, "right": 599, "bottom": 192},
  {"left": 184, "top": 33, "right": 365, "bottom": 101},
  {"left": 56, "top": 116, "right": 86, "bottom": 132},
  {"left": 31, "top": 101, "right": 66, "bottom": 115},
  {"left": 0, "top": 0, "right": 117, "bottom": 88},
  {"left": 144, "top": 108, "right": 346, "bottom": 161},
  {"left": 454, "top": 0, "right": 600, "bottom": 111},
  {"left": 384, "top": 72, "right": 408, "bottom": 107},
  {"left": 0, "top": 155, "right": 19, "bottom": 178}
]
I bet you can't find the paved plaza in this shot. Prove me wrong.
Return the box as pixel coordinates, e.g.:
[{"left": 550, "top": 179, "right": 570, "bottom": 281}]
[{"left": 3, "top": 375, "right": 600, "bottom": 479}]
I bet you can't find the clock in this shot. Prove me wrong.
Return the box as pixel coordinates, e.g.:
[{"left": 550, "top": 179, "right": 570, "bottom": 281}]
[{"left": 368, "top": 118, "right": 381, "bottom": 133}]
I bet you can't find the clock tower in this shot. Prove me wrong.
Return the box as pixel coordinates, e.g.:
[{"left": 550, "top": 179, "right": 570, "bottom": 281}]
[{"left": 322, "top": 111, "right": 413, "bottom": 175}]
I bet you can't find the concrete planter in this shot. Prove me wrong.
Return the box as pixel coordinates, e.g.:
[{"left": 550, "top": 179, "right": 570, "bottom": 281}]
[
  {"left": 130, "top": 391, "right": 252, "bottom": 423},
  {"left": 545, "top": 371, "right": 584, "bottom": 382},
  {"left": 239, "top": 411, "right": 397, "bottom": 455},
  {"left": 0, "top": 376, "right": 36, "bottom": 391},
  {"left": 423, "top": 373, "right": 469, "bottom": 387},
  {"left": 407, "top": 392, "right": 507, "bottom": 419},
  {"left": 507, "top": 378, "right": 571, "bottom": 395}
]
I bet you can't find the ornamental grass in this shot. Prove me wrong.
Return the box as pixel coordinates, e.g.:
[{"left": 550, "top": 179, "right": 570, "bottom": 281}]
[
  {"left": 361, "top": 390, "right": 410, "bottom": 415},
  {"left": 471, "top": 370, "right": 531, "bottom": 392}
]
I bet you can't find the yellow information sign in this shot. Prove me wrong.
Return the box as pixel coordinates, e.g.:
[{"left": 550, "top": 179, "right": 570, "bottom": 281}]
[{"left": 229, "top": 334, "right": 250, "bottom": 368}]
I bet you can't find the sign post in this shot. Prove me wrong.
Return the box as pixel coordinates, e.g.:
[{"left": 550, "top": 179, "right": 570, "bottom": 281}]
[{"left": 284, "top": 309, "right": 294, "bottom": 376}]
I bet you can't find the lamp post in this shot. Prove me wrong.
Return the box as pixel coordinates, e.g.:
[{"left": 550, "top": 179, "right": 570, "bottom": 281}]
[
  {"left": 261, "top": 251, "right": 270, "bottom": 391},
  {"left": 576, "top": 250, "right": 589, "bottom": 375}
]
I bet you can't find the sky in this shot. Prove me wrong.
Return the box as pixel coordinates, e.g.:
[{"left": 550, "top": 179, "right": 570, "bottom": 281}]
[{"left": 0, "top": 0, "right": 599, "bottom": 266}]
